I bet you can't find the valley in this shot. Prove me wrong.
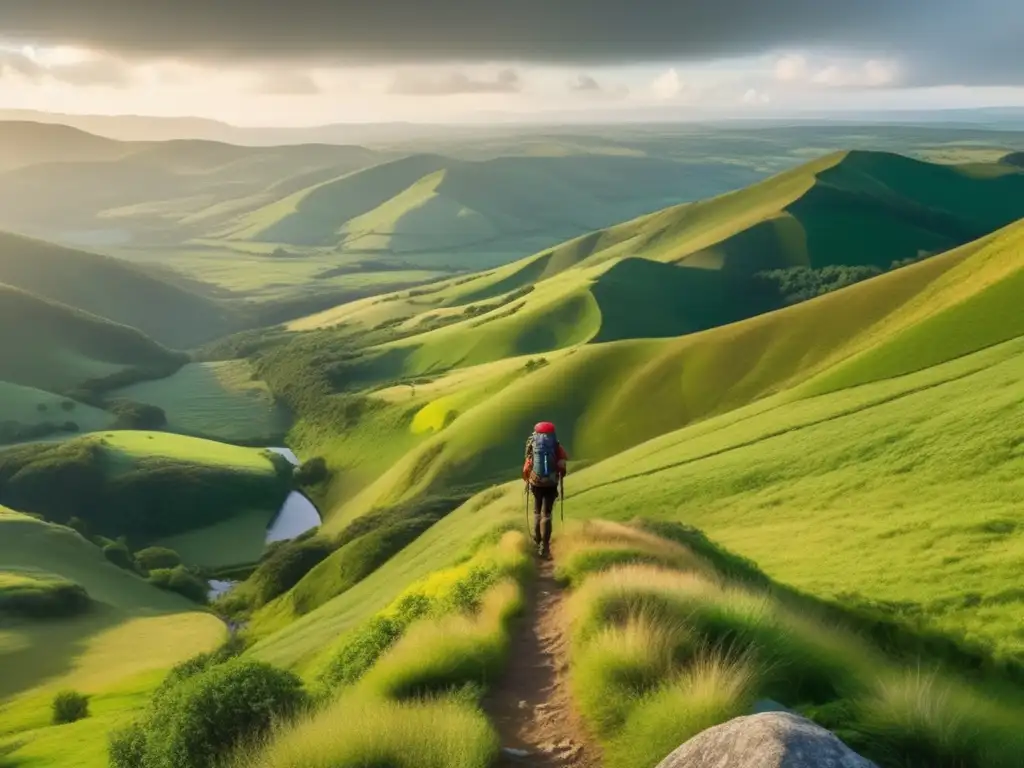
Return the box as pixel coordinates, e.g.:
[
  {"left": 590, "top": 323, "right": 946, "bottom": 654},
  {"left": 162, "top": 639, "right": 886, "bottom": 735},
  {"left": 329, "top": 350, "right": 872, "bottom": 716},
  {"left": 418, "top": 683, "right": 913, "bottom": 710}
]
[{"left": 0, "top": 115, "right": 1022, "bottom": 768}]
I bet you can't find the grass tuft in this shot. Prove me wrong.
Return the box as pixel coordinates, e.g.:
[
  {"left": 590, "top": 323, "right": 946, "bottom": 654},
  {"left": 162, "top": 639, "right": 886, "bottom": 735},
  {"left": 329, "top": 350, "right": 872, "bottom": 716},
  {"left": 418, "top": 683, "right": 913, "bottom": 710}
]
[
  {"left": 604, "top": 651, "right": 759, "bottom": 768},
  {"left": 238, "top": 693, "right": 498, "bottom": 768}
]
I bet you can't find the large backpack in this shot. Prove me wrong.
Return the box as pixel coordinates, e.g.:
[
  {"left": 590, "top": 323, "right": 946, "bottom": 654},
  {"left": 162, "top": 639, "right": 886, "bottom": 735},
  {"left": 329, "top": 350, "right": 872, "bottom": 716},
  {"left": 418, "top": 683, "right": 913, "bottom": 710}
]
[{"left": 529, "top": 430, "right": 559, "bottom": 487}]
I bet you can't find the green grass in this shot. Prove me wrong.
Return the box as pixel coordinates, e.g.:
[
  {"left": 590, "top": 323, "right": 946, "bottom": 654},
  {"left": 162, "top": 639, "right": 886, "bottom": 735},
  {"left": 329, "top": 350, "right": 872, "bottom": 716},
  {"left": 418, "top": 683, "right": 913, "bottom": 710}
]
[
  {"left": 0, "top": 381, "right": 112, "bottom": 445},
  {"left": 0, "top": 282, "right": 185, "bottom": 396},
  {"left": 0, "top": 431, "right": 292, "bottom": 548},
  {"left": 0, "top": 231, "right": 238, "bottom": 349},
  {"left": 237, "top": 693, "right": 498, "bottom": 768},
  {"left": 0, "top": 509, "right": 225, "bottom": 767},
  {"left": 112, "top": 361, "right": 291, "bottom": 443},
  {"left": 562, "top": 523, "right": 1024, "bottom": 768},
  {"left": 156, "top": 509, "right": 276, "bottom": 569}
]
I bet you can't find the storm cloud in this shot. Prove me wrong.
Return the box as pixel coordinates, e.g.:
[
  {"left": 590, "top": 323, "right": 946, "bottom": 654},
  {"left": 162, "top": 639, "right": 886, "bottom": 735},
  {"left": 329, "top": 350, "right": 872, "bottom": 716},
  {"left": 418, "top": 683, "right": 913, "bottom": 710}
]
[{"left": 0, "top": 1, "right": 1020, "bottom": 85}]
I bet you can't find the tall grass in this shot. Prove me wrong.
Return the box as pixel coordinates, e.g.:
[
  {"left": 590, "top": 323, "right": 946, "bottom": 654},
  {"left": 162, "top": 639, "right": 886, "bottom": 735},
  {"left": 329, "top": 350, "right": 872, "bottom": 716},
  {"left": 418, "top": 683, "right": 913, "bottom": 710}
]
[
  {"left": 562, "top": 522, "right": 1024, "bottom": 768},
  {"left": 359, "top": 579, "right": 524, "bottom": 701},
  {"left": 236, "top": 530, "right": 530, "bottom": 768},
  {"left": 604, "top": 653, "right": 759, "bottom": 768},
  {"left": 238, "top": 694, "right": 498, "bottom": 768},
  {"left": 319, "top": 530, "right": 530, "bottom": 689},
  {"left": 852, "top": 669, "right": 1024, "bottom": 768}
]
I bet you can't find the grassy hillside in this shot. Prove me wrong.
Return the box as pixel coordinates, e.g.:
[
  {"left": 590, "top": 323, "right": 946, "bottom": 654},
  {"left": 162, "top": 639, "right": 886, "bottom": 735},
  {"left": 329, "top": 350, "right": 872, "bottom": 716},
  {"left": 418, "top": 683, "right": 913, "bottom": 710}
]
[
  {"left": 0, "top": 231, "right": 238, "bottom": 348},
  {"left": 0, "top": 283, "right": 186, "bottom": 396},
  {"left": 0, "top": 432, "right": 293, "bottom": 554},
  {"left": 265, "top": 216, "right": 1023, "bottom": 529},
  {"left": 0, "top": 139, "right": 385, "bottom": 247},
  {"left": 286, "top": 151, "right": 1024, "bottom": 374},
  {"left": 0, "top": 507, "right": 225, "bottom": 764},
  {"left": 214, "top": 154, "right": 755, "bottom": 268}
]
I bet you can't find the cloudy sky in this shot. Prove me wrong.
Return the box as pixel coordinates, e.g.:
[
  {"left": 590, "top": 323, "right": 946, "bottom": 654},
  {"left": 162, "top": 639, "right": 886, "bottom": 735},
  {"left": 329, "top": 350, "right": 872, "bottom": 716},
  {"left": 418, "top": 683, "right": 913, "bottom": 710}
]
[{"left": 0, "top": 1, "right": 1021, "bottom": 125}]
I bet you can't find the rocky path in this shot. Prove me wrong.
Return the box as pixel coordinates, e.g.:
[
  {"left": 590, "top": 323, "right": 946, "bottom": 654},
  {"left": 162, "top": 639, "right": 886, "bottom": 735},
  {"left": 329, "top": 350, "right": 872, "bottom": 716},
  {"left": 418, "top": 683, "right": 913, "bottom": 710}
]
[{"left": 483, "top": 556, "right": 601, "bottom": 768}]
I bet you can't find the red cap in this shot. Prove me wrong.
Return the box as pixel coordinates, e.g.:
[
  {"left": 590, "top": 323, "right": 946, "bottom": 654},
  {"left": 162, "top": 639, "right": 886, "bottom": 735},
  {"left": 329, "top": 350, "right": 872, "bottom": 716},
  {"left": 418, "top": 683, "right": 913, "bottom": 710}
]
[{"left": 534, "top": 421, "right": 556, "bottom": 434}]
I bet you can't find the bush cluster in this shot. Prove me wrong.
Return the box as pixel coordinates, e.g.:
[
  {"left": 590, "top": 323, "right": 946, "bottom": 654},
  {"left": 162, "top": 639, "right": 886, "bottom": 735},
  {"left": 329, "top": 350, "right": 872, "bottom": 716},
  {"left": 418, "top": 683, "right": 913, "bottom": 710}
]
[{"left": 109, "top": 659, "right": 308, "bottom": 768}]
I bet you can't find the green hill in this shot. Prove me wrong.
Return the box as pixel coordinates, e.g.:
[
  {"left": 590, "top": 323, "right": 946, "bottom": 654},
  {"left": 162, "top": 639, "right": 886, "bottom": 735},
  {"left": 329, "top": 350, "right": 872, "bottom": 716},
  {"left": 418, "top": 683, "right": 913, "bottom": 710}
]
[
  {"left": 0, "top": 283, "right": 186, "bottom": 396},
  {"left": 215, "top": 154, "right": 756, "bottom": 267},
  {"left": 0, "top": 431, "right": 293, "bottom": 553},
  {"left": 287, "top": 151, "right": 1024, "bottom": 381},
  {"left": 292, "top": 217, "right": 1021, "bottom": 530},
  {"left": 0, "top": 231, "right": 237, "bottom": 348},
  {"left": 0, "top": 140, "right": 385, "bottom": 248},
  {"left": 0, "top": 507, "right": 224, "bottom": 762}
]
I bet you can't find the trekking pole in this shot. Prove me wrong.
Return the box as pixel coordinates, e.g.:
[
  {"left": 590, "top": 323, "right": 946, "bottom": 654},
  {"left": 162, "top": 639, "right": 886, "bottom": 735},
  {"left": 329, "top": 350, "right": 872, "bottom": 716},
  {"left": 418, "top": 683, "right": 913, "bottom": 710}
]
[
  {"left": 560, "top": 476, "right": 565, "bottom": 526},
  {"left": 524, "top": 482, "right": 530, "bottom": 537}
]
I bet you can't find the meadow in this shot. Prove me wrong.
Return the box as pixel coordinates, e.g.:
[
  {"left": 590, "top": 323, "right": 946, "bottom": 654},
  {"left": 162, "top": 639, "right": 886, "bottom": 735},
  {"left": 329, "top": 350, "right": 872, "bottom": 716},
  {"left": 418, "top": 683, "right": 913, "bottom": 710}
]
[{"left": 1, "top": 121, "right": 1023, "bottom": 768}]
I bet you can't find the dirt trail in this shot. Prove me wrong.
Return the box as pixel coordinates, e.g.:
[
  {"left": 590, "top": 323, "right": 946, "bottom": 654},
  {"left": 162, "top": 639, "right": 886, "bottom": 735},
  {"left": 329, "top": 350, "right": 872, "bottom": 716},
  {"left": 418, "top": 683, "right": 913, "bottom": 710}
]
[{"left": 483, "top": 556, "right": 602, "bottom": 768}]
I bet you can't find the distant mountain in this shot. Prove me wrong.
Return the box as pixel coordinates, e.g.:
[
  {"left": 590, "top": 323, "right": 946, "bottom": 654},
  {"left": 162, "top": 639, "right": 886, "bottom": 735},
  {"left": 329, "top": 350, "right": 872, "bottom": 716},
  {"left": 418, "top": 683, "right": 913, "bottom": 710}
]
[
  {"left": 0, "top": 138, "right": 388, "bottom": 247},
  {"left": 0, "top": 121, "right": 128, "bottom": 172},
  {"left": 215, "top": 153, "right": 762, "bottom": 267}
]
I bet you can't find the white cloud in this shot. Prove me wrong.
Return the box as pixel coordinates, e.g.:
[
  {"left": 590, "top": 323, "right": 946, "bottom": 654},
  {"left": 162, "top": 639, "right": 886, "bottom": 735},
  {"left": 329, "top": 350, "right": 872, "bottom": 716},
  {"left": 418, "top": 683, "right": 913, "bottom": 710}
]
[
  {"left": 773, "top": 52, "right": 899, "bottom": 88},
  {"left": 774, "top": 53, "right": 809, "bottom": 82},
  {"left": 650, "top": 68, "right": 685, "bottom": 100},
  {"left": 742, "top": 88, "right": 770, "bottom": 104}
]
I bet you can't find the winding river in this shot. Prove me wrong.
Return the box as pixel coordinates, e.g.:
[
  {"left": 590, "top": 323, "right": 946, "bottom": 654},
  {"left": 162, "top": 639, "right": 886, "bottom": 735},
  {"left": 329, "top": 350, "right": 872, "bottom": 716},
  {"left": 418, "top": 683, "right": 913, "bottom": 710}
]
[{"left": 206, "top": 447, "right": 322, "bottom": 601}]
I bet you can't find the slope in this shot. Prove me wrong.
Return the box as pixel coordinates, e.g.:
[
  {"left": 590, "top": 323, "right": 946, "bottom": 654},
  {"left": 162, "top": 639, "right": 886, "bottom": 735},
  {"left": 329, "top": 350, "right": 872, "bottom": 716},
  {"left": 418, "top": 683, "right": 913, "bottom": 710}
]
[
  {"left": 271, "top": 216, "right": 1024, "bottom": 530},
  {"left": 216, "top": 154, "right": 754, "bottom": 266},
  {"left": 288, "top": 151, "right": 1024, "bottom": 375},
  {"left": 0, "top": 121, "right": 127, "bottom": 173},
  {"left": 249, "top": 314, "right": 1024, "bottom": 685},
  {"left": 0, "top": 139, "right": 385, "bottom": 247},
  {"left": 0, "top": 507, "right": 225, "bottom": 763},
  {"left": 0, "top": 283, "right": 186, "bottom": 395},
  {"left": 0, "top": 231, "right": 237, "bottom": 348}
]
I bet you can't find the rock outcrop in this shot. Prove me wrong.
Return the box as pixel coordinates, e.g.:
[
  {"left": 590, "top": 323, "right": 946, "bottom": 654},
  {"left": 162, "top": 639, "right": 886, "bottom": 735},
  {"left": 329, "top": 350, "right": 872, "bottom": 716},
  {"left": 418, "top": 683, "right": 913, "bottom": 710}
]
[{"left": 655, "top": 712, "right": 876, "bottom": 768}]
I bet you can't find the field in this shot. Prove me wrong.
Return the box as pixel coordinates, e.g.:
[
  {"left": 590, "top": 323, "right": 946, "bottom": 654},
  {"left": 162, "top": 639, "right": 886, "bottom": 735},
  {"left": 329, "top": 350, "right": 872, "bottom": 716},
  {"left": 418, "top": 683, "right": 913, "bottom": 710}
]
[
  {"left": 113, "top": 360, "right": 291, "bottom": 443},
  {"left": 0, "top": 509, "right": 224, "bottom": 765},
  {"left": 1, "top": 118, "right": 1023, "bottom": 768}
]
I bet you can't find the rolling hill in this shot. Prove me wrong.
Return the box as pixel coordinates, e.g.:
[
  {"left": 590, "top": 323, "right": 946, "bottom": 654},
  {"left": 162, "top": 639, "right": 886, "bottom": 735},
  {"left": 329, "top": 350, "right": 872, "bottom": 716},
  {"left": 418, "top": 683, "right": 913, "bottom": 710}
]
[
  {"left": 285, "top": 216, "right": 1023, "bottom": 530},
  {"left": 286, "top": 151, "right": 1024, "bottom": 389},
  {"left": 0, "top": 138, "right": 387, "bottom": 249},
  {"left": 0, "top": 507, "right": 224, "bottom": 763},
  {"left": 0, "top": 283, "right": 186, "bottom": 396},
  {"left": 0, "top": 231, "right": 238, "bottom": 348},
  {"left": 213, "top": 154, "right": 761, "bottom": 266},
  {"left": 0, "top": 121, "right": 128, "bottom": 173}
]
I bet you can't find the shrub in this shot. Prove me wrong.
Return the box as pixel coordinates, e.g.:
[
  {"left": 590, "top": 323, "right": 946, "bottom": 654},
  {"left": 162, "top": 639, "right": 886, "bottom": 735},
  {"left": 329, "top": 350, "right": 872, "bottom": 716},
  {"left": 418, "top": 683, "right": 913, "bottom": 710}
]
[
  {"left": 293, "top": 457, "right": 329, "bottom": 486},
  {"left": 136, "top": 546, "right": 182, "bottom": 571},
  {"left": 103, "top": 541, "right": 137, "bottom": 571},
  {"left": 36, "top": 403, "right": 48, "bottom": 413},
  {"left": 148, "top": 566, "right": 209, "bottom": 604},
  {"left": 0, "top": 578, "right": 90, "bottom": 618},
  {"left": 109, "top": 400, "right": 168, "bottom": 430},
  {"left": 52, "top": 690, "right": 90, "bottom": 725},
  {"left": 61, "top": 400, "right": 76, "bottom": 412},
  {"left": 604, "top": 653, "right": 759, "bottom": 768},
  {"left": 360, "top": 580, "right": 523, "bottom": 701},
  {"left": 110, "top": 660, "right": 307, "bottom": 768}
]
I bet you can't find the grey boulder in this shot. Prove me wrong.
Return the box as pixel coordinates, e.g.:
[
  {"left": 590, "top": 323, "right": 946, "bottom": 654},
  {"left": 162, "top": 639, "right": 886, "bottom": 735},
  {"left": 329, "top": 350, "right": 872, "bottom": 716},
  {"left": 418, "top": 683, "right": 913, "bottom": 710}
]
[{"left": 655, "top": 712, "right": 877, "bottom": 768}]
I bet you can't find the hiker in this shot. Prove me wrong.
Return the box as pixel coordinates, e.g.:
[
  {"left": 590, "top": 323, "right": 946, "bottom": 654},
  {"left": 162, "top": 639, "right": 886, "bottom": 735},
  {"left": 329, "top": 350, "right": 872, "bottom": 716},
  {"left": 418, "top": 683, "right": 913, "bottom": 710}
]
[{"left": 522, "top": 421, "right": 568, "bottom": 557}]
